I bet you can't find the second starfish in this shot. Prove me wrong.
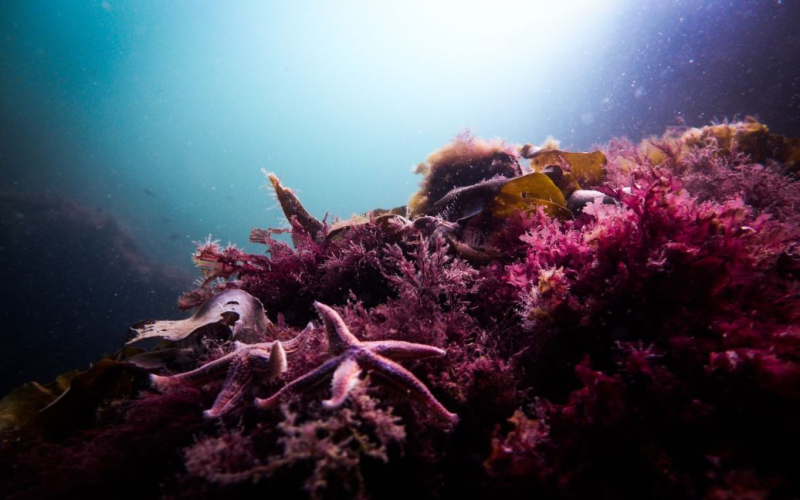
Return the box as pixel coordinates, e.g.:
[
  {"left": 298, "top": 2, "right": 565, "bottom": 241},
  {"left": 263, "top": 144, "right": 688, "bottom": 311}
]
[{"left": 256, "top": 302, "right": 458, "bottom": 423}]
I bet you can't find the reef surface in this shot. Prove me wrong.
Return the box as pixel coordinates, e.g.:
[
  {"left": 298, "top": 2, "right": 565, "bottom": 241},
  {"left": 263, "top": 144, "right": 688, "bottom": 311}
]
[{"left": 1, "top": 121, "right": 799, "bottom": 499}]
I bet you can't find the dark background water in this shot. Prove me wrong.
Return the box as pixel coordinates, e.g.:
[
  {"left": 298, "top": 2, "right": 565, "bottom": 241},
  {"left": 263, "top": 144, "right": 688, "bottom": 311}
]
[{"left": 1, "top": 0, "right": 799, "bottom": 395}]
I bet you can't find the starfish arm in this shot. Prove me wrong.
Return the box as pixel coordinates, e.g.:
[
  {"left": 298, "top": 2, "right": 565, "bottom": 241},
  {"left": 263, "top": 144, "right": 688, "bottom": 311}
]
[
  {"left": 204, "top": 354, "right": 255, "bottom": 418},
  {"left": 323, "top": 357, "right": 363, "bottom": 409},
  {"left": 254, "top": 356, "right": 342, "bottom": 410},
  {"left": 361, "top": 340, "right": 446, "bottom": 361},
  {"left": 150, "top": 350, "right": 237, "bottom": 390},
  {"left": 314, "top": 302, "right": 360, "bottom": 353},
  {"left": 357, "top": 350, "right": 458, "bottom": 424},
  {"left": 245, "top": 323, "right": 312, "bottom": 355},
  {"left": 233, "top": 340, "right": 250, "bottom": 350},
  {"left": 256, "top": 341, "right": 288, "bottom": 379},
  {"left": 279, "top": 322, "right": 315, "bottom": 352},
  {"left": 207, "top": 344, "right": 288, "bottom": 417}
]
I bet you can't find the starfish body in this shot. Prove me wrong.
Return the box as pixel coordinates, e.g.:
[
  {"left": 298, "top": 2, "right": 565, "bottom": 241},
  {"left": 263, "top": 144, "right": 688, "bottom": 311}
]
[
  {"left": 255, "top": 302, "right": 458, "bottom": 424},
  {"left": 151, "top": 327, "right": 310, "bottom": 418}
]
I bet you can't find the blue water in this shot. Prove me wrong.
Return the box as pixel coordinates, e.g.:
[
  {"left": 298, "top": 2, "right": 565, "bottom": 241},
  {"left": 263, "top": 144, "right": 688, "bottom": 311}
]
[{"left": 1, "top": 0, "right": 798, "bottom": 392}]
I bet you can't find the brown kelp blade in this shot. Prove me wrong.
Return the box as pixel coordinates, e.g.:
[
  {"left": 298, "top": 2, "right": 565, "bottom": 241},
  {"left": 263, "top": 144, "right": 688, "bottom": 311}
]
[
  {"left": 0, "top": 359, "right": 147, "bottom": 438},
  {"left": 487, "top": 172, "right": 572, "bottom": 220},
  {"left": 529, "top": 149, "right": 607, "bottom": 187},
  {"left": 0, "top": 382, "right": 57, "bottom": 433}
]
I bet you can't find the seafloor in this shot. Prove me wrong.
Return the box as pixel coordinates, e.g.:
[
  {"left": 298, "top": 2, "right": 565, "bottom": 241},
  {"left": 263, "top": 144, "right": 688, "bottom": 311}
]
[{"left": 1, "top": 120, "right": 799, "bottom": 499}]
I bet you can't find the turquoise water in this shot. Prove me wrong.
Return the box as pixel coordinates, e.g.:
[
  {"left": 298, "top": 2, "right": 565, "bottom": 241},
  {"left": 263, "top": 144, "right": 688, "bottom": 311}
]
[
  {"left": 9, "top": 1, "right": 799, "bottom": 269},
  {"left": 1, "top": 1, "right": 798, "bottom": 391}
]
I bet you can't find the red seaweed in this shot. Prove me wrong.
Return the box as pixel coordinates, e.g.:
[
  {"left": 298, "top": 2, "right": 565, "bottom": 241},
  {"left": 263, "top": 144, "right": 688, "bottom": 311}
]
[{"left": 2, "top": 122, "right": 798, "bottom": 498}]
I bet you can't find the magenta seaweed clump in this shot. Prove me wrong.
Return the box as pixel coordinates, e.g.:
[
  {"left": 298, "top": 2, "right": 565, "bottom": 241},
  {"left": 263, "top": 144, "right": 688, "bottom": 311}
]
[
  {"left": 485, "top": 136, "right": 800, "bottom": 497},
  {"left": 1, "top": 122, "right": 799, "bottom": 499}
]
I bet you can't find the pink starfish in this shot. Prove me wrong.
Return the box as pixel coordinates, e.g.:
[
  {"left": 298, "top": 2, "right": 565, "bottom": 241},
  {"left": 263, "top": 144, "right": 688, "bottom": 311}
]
[
  {"left": 255, "top": 302, "right": 458, "bottom": 423},
  {"left": 151, "top": 326, "right": 310, "bottom": 418}
]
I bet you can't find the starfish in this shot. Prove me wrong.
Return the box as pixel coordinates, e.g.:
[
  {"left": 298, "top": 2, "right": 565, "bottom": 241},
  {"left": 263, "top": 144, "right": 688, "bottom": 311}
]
[
  {"left": 150, "top": 326, "right": 310, "bottom": 418},
  {"left": 255, "top": 302, "right": 458, "bottom": 423}
]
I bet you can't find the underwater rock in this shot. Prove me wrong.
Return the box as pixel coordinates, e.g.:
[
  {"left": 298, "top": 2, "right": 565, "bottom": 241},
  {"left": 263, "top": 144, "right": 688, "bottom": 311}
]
[
  {"left": 0, "top": 191, "right": 191, "bottom": 397},
  {"left": 680, "top": 119, "right": 799, "bottom": 168},
  {"left": 127, "top": 289, "right": 273, "bottom": 346},
  {"left": 642, "top": 119, "right": 800, "bottom": 173},
  {"left": 408, "top": 134, "right": 523, "bottom": 218},
  {"left": 566, "top": 189, "right": 617, "bottom": 215},
  {"left": 412, "top": 143, "right": 610, "bottom": 228}
]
